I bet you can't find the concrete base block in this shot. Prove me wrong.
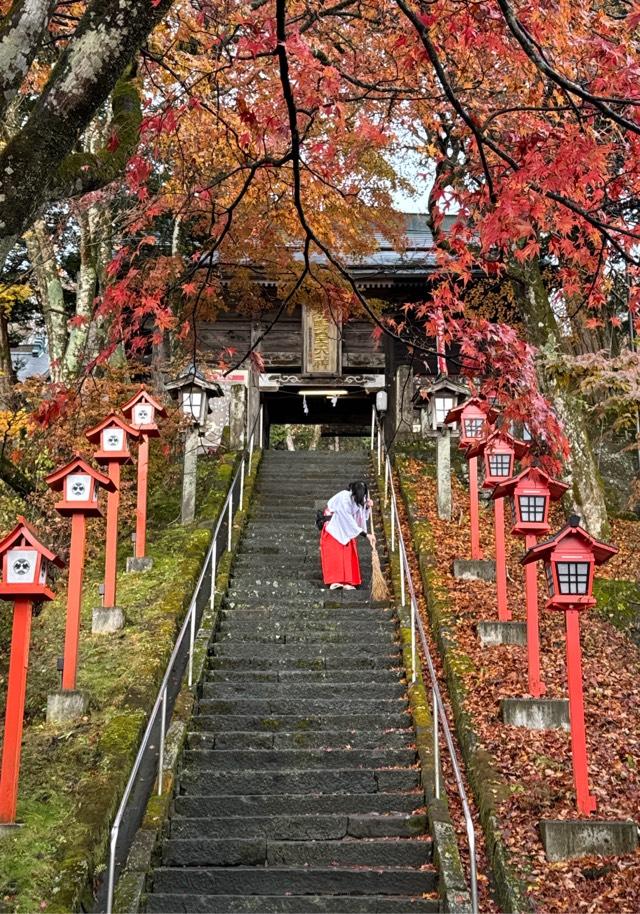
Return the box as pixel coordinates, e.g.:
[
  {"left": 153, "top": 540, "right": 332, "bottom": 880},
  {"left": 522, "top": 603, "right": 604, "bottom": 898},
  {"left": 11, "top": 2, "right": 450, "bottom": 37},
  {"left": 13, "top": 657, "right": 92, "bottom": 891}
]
[
  {"left": 0, "top": 823, "right": 23, "bottom": 836},
  {"left": 46, "top": 690, "right": 88, "bottom": 725},
  {"left": 501, "top": 697, "right": 570, "bottom": 730},
  {"left": 453, "top": 559, "right": 495, "bottom": 582},
  {"left": 92, "top": 606, "right": 125, "bottom": 634},
  {"left": 477, "top": 621, "right": 527, "bottom": 646},
  {"left": 540, "top": 819, "right": 639, "bottom": 861},
  {"left": 126, "top": 556, "right": 153, "bottom": 573}
]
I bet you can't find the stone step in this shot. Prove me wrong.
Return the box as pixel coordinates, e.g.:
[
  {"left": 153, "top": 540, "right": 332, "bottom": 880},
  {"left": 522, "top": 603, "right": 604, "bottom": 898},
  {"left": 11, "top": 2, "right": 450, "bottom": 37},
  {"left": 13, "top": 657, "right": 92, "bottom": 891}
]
[
  {"left": 171, "top": 813, "right": 427, "bottom": 843},
  {"left": 207, "top": 655, "right": 401, "bottom": 671},
  {"left": 200, "top": 682, "right": 406, "bottom": 700},
  {"left": 187, "top": 728, "right": 414, "bottom": 751},
  {"left": 145, "top": 893, "right": 439, "bottom": 913},
  {"left": 173, "top": 793, "right": 424, "bottom": 819},
  {"left": 217, "top": 621, "right": 395, "bottom": 637},
  {"left": 179, "top": 767, "right": 420, "bottom": 795},
  {"left": 163, "top": 837, "right": 430, "bottom": 868},
  {"left": 205, "top": 667, "right": 402, "bottom": 683},
  {"left": 190, "top": 713, "right": 411, "bottom": 733},
  {"left": 150, "top": 866, "right": 435, "bottom": 897},
  {"left": 211, "top": 644, "right": 401, "bottom": 661},
  {"left": 196, "top": 699, "right": 407, "bottom": 716},
  {"left": 216, "top": 606, "right": 397, "bottom": 627},
  {"left": 181, "top": 748, "right": 417, "bottom": 771},
  {"left": 214, "top": 631, "right": 398, "bottom": 647}
]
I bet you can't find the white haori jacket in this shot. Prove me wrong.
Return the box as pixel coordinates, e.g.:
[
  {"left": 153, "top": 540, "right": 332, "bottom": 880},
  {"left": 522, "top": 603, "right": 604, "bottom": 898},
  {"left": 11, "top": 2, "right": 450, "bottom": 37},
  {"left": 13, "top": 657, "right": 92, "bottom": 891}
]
[{"left": 325, "top": 490, "right": 370, "bottom": 545}]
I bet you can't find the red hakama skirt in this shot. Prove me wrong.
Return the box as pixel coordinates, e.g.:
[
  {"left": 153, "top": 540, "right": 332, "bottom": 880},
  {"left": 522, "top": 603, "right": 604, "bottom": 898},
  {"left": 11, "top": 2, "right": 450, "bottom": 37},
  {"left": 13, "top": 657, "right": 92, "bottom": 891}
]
[{"left": 320, "top": 527, "right": 361, "bottom": 586}]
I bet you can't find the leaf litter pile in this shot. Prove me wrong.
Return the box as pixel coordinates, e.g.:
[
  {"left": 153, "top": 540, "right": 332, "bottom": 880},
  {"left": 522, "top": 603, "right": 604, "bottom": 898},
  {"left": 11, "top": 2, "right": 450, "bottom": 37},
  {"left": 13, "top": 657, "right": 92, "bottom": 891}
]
[{"left": 401, "top": 458, "right": 640, "bottom": 913}]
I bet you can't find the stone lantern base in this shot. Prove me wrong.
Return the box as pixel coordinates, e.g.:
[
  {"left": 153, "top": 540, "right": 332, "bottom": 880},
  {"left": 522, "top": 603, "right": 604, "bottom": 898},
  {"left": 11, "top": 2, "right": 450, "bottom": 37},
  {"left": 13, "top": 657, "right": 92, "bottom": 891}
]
[
  {"left": 46, "top": 690, "right": 88, "bottom": 725},
  {"left": 92, "top": 606, "right": 125, "bottom": 634},
  {"left": 540, "top": 819, "right": 638, "bottom": 861}
]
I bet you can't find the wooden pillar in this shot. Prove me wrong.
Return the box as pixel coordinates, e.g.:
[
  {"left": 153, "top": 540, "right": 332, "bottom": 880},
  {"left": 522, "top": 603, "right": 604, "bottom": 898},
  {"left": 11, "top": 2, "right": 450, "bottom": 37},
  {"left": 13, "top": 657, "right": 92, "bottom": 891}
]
[
  {"left": 0, "top": 599, "right": 33, "bottom": 823},
  {"left": 62, "top": 513, "right": 87, "bottom": 691},
  {"left": 135, "top": 434, "right": 150, "bottom": 559},
  {"left": 103, "top": 462, "right": 121, "bottom": 609},
  {"left": 565, "top": 609, "right": 597, "bottom": 815}
]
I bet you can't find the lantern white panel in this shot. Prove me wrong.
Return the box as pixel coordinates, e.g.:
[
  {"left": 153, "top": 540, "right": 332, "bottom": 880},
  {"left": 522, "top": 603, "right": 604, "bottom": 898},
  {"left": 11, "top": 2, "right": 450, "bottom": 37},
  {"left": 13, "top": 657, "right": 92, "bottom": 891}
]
[
  {"left": 183, "top": 390, "right": 203, "bottom": 419},
  {"left": 102, "top": 428, "right": 125, "bottom": 451},
  {"left": 7, "top": 548, "right": 38, "bottom": 583},
  {"left": 133, "top": 403, "right": 154, "bottom": 426},
  {"left": 66, "top": 473, "right": 92, "bottom": 502}
]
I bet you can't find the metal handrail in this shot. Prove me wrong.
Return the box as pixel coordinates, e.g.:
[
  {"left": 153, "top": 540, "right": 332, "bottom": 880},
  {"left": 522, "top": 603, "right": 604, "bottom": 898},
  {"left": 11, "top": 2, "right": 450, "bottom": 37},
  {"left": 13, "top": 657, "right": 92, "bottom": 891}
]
[
  {"left": 371, "top": 410, "right": 479, "bottom": 913},
  {"left": 106, "top": 405, "right": 263, "bottom": 913}
]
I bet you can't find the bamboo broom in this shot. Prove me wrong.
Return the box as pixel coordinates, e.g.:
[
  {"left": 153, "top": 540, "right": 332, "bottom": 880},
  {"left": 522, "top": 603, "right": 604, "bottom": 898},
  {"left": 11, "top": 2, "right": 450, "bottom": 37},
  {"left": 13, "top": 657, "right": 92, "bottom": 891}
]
[{"left": 369, "top": 504, "right": 389, "bottom": 602}]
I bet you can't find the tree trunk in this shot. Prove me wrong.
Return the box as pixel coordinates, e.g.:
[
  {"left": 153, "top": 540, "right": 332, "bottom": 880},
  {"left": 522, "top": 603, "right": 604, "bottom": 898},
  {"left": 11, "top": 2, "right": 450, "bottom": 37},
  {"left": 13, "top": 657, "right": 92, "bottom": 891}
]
[
  {"left": 516, "top": 261, "right": 609, "bottom": 537},
  {"left": 24, "top": 219, "right": 67, "bottom": 382},
  {"left": 0, "top": 309, "right": 17, "bottom": 405}
]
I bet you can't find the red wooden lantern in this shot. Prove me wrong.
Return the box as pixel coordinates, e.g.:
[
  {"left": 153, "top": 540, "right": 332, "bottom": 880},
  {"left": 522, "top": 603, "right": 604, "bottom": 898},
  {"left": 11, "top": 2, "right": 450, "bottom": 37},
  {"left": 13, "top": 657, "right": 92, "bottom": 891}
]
[
  {"left": 121, "top": 389, "right": 167, "bottom": 562},
  {"left": 46, "top": 458, "right": 115, "bottom": 692},
  {"left": 493, "top": 466, "right": 569, "bottom": 537},
  {"left": 523, "top": 516, "right": 617, "bottom": 815},
  {"left": 120, "top": 387, "right": 166, "bottom": 438},
  {"left": 445, "top": 397, "right": 498, "bottom": 450},
  {"left": 467, "top": 430, "right": 529, "bottom": 489},
  {"left": 46, "top": 456, "right": 114, "bottom": 517},
  {"left": 86, "top": 413, "right": 140, "bottom": 464},
  {"left": 0, "top": 518, "right": 63, "bottom": 824},
  {"left": 492, "top": 467, "right": 569, "bottom": 697},
  {"left": 0, "top": 516, "right": 63, "bottom": 603},
  {"left": 86, "top": 414, "right": 141, "bottom": 610},
  {"left": 444, "top": 397, "right": 499, "bottom": 560}
]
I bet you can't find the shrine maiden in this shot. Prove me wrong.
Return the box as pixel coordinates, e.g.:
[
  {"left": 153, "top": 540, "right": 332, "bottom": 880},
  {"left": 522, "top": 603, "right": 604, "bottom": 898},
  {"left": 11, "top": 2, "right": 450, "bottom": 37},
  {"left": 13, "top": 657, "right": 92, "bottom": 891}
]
[{"left": 320, "top": 481, "right": 376, "bottom": 589}]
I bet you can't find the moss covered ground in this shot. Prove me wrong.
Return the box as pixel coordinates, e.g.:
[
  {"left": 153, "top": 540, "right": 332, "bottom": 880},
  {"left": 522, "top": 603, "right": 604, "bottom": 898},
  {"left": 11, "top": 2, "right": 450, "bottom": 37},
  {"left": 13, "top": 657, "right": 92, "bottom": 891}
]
[{"left": 0, "top": 449, "right": 238, "bottom": 913}]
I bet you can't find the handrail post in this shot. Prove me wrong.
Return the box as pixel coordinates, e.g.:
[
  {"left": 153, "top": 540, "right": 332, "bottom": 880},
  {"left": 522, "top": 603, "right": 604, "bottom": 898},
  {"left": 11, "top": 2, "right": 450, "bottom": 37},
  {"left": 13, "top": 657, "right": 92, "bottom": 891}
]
[
  {"left": 227, "top": 492, "right": 233, "bottom": 552},
  {"left": 410, "top": 598, "right": 417, "bottom": 683},
  {"left": 259, "top": 404, "right": 264, "bottom": 448},
  {"left": 370, "top": 405, "right": 375, "bottom": 449},
  {"left": 239, "top": 457, "right": 245, "bottom": 510},
  {"left": 158, "top": 687, "right": 167, "bottom": 797},
  {"left": 188, "top": 604, "right": 196, "bottom": 688},
  {"left": 248, "top": 434, "right": 254, "bottom": 475},
  {"left": 400, "top": 543, "right": 406, "bottom": 606},
  {"left": 390, "top": 498, "right": 395, "bottom": 552},
  {"left": 209, "top": 538, "right": 217, "bottom": 611},
  {"left": 107, "top": 825, "right": 118, "bottom": 914},
  {"left": 377, "top": 424, "right": 382, "bottom": 475},
  {"left": 384, "top": 457, "right": 389, "bottom": 504},
  {"left": 433, "top": 686, "right": 440, "bottom": 800}
]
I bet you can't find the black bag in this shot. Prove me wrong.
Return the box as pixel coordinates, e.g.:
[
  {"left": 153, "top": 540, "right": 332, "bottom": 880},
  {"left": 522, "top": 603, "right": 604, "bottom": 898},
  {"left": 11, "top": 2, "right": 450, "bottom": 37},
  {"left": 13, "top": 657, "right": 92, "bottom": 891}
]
[{"left": 315, "top": 509, "right": 330, "bottom": 531}]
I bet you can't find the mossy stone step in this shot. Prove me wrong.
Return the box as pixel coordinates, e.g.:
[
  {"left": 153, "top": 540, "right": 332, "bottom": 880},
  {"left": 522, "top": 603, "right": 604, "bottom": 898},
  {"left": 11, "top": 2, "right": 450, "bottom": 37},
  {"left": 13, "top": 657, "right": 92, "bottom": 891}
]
[
  {"left": 201, "top": 682, "right": 405, "bottom": 699},
  {"left": 170, "top": 813, "right": 428, "bottom": 842},
  {"left": 211, "top": 644, "right": 400, "bottom": 661},
  {"left": 150, "top": 865, "right": 435, "bottom": 896},
  {"left": 179, "top": 767, "right": 420, "bottom": 795},
  {"left": 215, "top": 631, "right": 398, "bottom": 647},
  {"left": 207, "top": 655, "right": 401, "bottom": 670},
  {"left": 145, "top": 893, "right": 439, "bottom": 913},
  {"left": 163, "top": 837, "right": 430, "bottom": 868},
  {"left": 173, "top": 792, "right": 423, "bottom": 819},
  {"left": 205, "top": 666, "right": 402, "bottom": 682},
  {"left": 196, "top": 698, "right": 407, "bottom": 716},
  {"left": 189, "top": 713, "right": 411, "bottom": 733},
  {"left": 181, "top": 747, "right": 417, "bottom": 770},
  {"left": 187, "top": 727, "right": 414, "bottom": 751}
]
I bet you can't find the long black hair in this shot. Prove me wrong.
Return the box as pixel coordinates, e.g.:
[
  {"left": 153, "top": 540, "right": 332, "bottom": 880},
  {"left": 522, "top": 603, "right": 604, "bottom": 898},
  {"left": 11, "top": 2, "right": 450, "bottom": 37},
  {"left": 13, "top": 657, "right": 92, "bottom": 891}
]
[{"left": 348, "top": 481, "right": 369, "bottom": 507}]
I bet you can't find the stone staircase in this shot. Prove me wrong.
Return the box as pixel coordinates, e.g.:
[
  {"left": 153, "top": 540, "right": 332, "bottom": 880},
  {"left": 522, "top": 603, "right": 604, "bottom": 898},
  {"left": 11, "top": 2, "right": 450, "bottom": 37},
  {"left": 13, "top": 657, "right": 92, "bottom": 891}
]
[{"left": 144, "top": 450, "right": 439, "bottom": 913}]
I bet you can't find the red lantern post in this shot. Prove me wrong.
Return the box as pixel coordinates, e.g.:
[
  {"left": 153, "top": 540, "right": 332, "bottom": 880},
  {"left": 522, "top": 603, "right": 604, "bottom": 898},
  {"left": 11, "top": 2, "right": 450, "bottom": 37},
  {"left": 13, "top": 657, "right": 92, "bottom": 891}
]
[
  {"left": 85, "top": 415, "right": 140, "bottom": 611},
  {"left": 467, "top": 430, "right": 529, "bottom": 621},
  {"left": 120, "top": 388, "right": 167, "bottom": 565},
  {"left": 45, "top": 457, "right": 114, "bottom": 691},
  {"left": 445, "top": 398, "right": 498, "bottom": 560},
  {"left": 0, "top": 518, "right": 63, "bottom": 823},
  {"left": 522, "top": 516, "right": 617, "bottom": 815},
  {"left": 492, "top": 467, "right": 569, "bottom": 696}
]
